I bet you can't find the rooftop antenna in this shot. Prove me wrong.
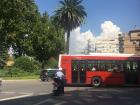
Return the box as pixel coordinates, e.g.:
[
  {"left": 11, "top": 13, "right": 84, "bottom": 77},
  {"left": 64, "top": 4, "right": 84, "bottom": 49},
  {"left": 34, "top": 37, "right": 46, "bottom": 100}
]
[{"left": 133, "top": 25, "right": 136, "bottom": 29}]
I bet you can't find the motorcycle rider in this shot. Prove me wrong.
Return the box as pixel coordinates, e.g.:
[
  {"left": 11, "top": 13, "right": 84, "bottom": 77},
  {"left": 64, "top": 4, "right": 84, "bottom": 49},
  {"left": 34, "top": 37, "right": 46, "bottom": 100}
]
[{"left": 54, "top": 68, "right": 65, "bottom": 95}]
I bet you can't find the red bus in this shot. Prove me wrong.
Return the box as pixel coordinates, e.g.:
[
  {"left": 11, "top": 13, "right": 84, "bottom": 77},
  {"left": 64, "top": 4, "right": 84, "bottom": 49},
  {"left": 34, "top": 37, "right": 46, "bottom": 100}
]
[{"left": 58, "top": 53, "right": 140, "bottom": 87}]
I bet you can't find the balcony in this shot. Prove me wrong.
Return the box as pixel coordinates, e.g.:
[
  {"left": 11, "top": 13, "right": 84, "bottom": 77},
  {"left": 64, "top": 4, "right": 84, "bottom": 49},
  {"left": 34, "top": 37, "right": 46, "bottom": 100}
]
[
  {"left": 135, "top": 45, "right": 140, "bottom": 50},
  {"left": 130, "top": 33, "right": 140, "bottom": 41},
  {"left": 130, "top": 37, "right": 140, "bottom": 41}
]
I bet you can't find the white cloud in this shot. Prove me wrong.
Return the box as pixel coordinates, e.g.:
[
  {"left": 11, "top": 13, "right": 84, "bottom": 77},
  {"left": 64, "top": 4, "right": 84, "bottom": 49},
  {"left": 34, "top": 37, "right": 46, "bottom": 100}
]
[
  {"left": 69, "top": 21, "right": 121, "bottom": 54},
  {"left": 97, "top": 21, "right": 121, "bottom": 40},
  {"left": 69, "top": 27, "right": 89, "bottom": 54}
]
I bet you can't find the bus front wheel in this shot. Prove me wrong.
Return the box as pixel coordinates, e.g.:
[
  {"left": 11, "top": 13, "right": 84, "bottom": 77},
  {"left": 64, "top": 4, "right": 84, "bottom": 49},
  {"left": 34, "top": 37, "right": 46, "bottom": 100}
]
[{"left": 92, "top": 76, "right": 102, "bottom": 87}]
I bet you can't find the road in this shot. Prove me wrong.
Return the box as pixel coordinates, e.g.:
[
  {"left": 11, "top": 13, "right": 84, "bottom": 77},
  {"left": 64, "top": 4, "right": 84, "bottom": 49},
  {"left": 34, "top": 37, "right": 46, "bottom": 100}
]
[{"left": 0, "top": 80, "right": 140, "bottom": 105}]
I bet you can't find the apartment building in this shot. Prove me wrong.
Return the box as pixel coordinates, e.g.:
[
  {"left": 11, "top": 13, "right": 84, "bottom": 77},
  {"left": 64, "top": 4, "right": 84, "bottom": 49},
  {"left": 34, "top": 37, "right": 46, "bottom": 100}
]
[
  {"left": 95, "top": 39, "right": 119, "bottom": 53},
  {"left": 84, "top": 29, "right": 140, "bottom": 54},
  {"left": 123, "top": 29, "right": 140, "bottom": 54}
]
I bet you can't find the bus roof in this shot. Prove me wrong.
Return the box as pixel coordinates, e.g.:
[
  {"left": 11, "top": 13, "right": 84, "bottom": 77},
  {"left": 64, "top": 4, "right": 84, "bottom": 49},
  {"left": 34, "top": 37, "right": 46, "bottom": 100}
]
[{"left": 60, "top": 53, "right": 140, "bottom": 57}]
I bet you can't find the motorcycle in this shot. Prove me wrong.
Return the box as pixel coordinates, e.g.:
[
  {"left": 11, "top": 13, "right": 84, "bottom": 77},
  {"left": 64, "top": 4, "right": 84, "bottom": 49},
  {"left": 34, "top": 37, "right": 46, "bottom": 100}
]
[
  {"left": 40, "top": 70, "right": 49, "bottom": 81},
  {"left": 52, "top": 77, "right": 62, "bottom": 96}
]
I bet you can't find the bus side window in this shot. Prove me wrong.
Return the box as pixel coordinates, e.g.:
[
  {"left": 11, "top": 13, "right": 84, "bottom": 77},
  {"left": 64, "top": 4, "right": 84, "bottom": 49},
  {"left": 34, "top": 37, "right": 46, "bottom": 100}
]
[
  {"left": 92, "top": 66, "right": 96, "bottom": 71},
  {"left": 133, "top": 62, "right": 138, "bottom": 71},
  {"left": 126, "top": 61, "right": 130, "bottom": 71},
  {"left": 113, "top": 65, "right": 121, "bottom": 72},
  {"left": 107, "top": 64, "right": 113, "bottom": 72},
  {"left": 120, "top": 63, "right": 124, "bottom": 72},
  {"left": 138, "top": 63, "right": 140, "bottom": 72},
  {"left": 81, "top": 67, "right": 84, "bottom": 71},
  {"left": 108, "top": 68, "right": 113, "bottom": 72},
  {"left": 86, "top": 66, "right": 90, "bottom": 71}
]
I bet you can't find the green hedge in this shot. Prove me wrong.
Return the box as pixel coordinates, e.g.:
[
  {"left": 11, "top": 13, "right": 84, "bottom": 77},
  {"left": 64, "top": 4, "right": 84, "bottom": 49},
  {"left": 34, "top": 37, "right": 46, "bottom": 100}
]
[
  {"left": 0, "top": 67, "right": 40, "bottom": 77},
  {"left": 46, "top": 57, "right": 58, "bottom": 68},
  {"left": 0, "top": 56, "right": 59, "bottom": 78},
  {"left": 0, "top": 56, "right": 41, "bottom": 77},
  {"left": 14, "top": 56, "right": 40, "bottom": 73}
]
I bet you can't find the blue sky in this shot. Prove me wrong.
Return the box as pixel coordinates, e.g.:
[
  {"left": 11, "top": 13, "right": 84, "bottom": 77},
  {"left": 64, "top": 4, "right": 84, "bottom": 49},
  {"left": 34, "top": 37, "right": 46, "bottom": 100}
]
[{"left": 35, "top": 0, "right": 140, "bottom": 36}]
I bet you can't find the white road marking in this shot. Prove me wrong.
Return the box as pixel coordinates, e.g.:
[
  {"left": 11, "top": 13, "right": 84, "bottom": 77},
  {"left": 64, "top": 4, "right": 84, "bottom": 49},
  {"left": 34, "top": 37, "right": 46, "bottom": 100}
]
[
  {"left": 119, "top": 97, "right": 133, "bottom": 100},
  {"left": 54, "top": 101, "right": 67, "bottom": 105},
  {"left": 83, "top": 98, "right": 97, "bottom": 103},
  {"left": 98, "top": 95, "right": 112, "bottom": 99},
  {"left": 0, "top": 91, "right": 15, "bottom": 94},
  {"left": 38, "top": 92, "right": 51, "bottom": 95},
  {"left": 33, "top": 98, "right": 67, "bottom": 105},
  {"left": 33, "top": 98, "right": 55, "bottom": 105},
  {"left": 73, "top": 100, "right": 83, "bottom": 104},
  {"left": 0, "top": 92, "right": 33, "bottom": 101}
]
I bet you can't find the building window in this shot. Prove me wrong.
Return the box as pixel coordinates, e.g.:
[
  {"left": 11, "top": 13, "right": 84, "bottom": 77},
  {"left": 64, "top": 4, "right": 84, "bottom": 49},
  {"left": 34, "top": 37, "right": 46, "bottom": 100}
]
[{"left": 133, "top": 41, "right": 136, "bottom": 44}]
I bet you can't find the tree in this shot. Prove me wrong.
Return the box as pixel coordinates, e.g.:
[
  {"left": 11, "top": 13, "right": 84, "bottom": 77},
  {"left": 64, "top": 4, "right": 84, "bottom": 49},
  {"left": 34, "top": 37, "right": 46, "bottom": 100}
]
[
  {"left": 0, "top": 0, "right": 39, "bottom": 56},
  {"left": 0, "top": 44, "right": 8, "bottom": 68},
  {"left": 0, "top": 0, "right": 65, "bottom": 69},
  {"left": 52, "top": 0, "right": 87, "bottom": 54},
  {"left": 31, "top": 12, "right": 65, "bottom": 68}
]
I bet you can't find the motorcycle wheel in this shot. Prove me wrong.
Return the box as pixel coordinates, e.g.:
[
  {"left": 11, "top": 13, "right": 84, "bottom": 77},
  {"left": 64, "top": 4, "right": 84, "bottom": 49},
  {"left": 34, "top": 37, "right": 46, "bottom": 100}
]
[{"left": 40, "top": 75, "right": 48, "bottom": 81}]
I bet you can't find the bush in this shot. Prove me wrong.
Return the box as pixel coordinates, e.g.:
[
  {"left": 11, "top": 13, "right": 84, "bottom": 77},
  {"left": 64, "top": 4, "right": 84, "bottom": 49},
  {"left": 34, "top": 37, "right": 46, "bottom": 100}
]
[
  {"left": 0, "top": 67, "right": 40, "bottom": 77},
  {"left": 46, "top": 57, "right": 58, "bottom": 68},
  {"left": 9, "top": 67, "right": 29, "bottom": 77},
  {"left": 14, "top": 56, "right": 40, "bottom": 73},
  {"left": 0, "top": 67, "right": 25, "bottom": 77},
  {"left": 0, "top": 69, "right": 6, "bottom": 77}
]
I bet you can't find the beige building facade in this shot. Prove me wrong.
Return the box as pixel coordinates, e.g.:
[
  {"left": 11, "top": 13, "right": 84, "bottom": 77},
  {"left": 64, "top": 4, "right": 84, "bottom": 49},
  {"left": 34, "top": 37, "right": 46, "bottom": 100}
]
[
  {"left": 95, "top": 39, "right": 119, "bottom": 53},
  {"left": 123, "top": 29, "right": 140, "bottom": 54}
]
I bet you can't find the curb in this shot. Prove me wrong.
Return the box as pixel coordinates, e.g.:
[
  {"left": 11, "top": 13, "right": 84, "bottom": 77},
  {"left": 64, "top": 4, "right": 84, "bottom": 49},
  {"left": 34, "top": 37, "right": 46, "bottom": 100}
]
[{"left": 2, "top": 79, "right": 41, "bottom": 82}]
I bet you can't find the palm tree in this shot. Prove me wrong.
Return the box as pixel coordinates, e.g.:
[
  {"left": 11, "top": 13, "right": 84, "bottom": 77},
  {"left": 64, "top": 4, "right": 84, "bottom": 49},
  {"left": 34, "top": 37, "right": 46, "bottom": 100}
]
[{"left": 52, "top": 0, "right": 87, "bottom": 54}]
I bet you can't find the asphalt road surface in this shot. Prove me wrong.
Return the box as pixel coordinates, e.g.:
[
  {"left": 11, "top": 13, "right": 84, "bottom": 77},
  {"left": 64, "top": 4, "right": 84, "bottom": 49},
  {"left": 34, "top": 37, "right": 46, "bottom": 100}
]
[{"left": 0, "top": 80, "right": 140, "bottom": 105}]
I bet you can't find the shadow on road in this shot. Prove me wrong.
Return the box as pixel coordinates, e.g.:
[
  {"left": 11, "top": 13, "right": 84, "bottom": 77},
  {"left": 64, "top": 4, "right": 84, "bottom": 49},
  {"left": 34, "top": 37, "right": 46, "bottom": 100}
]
[{"left": 0, "top": 87, "right": 140, "bottom": 105}]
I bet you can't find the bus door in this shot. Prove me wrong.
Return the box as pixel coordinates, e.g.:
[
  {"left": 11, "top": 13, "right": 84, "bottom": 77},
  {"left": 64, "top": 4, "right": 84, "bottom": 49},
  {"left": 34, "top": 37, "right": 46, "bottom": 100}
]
[
  {"left": 71, "top": 60, "right": 86, "bottom": 83},
  {"left": 124, "top": 61, "right": 139, "bottom": 84}
]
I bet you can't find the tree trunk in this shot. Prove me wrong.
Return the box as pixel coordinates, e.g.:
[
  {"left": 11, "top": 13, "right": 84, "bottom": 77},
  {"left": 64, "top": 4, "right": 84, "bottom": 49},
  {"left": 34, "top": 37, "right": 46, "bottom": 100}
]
[
  {"left": 17, "top": 45, "right": 22, "bottom": 56},
  {"left": 66, "top": 30, "right": 70, "bottom": 54},
  {"left": 41, "top": 61, "right": 45, "bottom": 69}
]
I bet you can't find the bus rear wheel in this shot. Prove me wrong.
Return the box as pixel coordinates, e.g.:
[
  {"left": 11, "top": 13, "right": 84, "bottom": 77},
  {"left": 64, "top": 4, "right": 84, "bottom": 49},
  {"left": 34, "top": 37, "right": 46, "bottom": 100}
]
[{"left": 92, "top": 77, "right": 102, "bottom": 87}]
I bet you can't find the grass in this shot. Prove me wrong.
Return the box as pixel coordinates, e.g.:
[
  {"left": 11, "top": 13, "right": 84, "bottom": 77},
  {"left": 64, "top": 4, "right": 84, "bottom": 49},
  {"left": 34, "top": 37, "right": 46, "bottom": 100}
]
[
  {"left": 1, "top": 75, "right": 40, "bottom": 80},
  {"left": 0, "top": 69, "right": 40, "bottom": 80}
]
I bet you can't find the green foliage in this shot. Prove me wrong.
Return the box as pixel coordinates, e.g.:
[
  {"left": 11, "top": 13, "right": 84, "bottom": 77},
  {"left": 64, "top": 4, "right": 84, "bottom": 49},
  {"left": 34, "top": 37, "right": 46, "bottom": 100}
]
[
  {"left": 10, "top": 67, "right": 40, "bottom": 76},
  {"left": 0, "top": 0, "right": 39, "bottom": 56},
  {"left": 8, "top": 68, "right": 29, "bottom": 77},
  {"left": 0, "top": 67, "right": 40, "bottom": 77},
  {"left": 31, "top": 12, "right": 65, "bottom": 68},
  {"left": 53, "top": 0, "right": 87, "bottom": 31},
  {"left": 0, "top": 0, "right": 65, "bottom": 70},
  {"left": 46, "top": 57, "right": 58, "bottom": 68},
  {"left": 0, "top": 69, "right": 6, "bottom": 77},
  {"left": 14, "top": 56, "right": 40, "bottom": 73},
  {"left": 52, "top": 0, "right": 87, "bottom": 54},
  {"left": 0, "top": 44, "right": 8, "bottom": 68}
]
